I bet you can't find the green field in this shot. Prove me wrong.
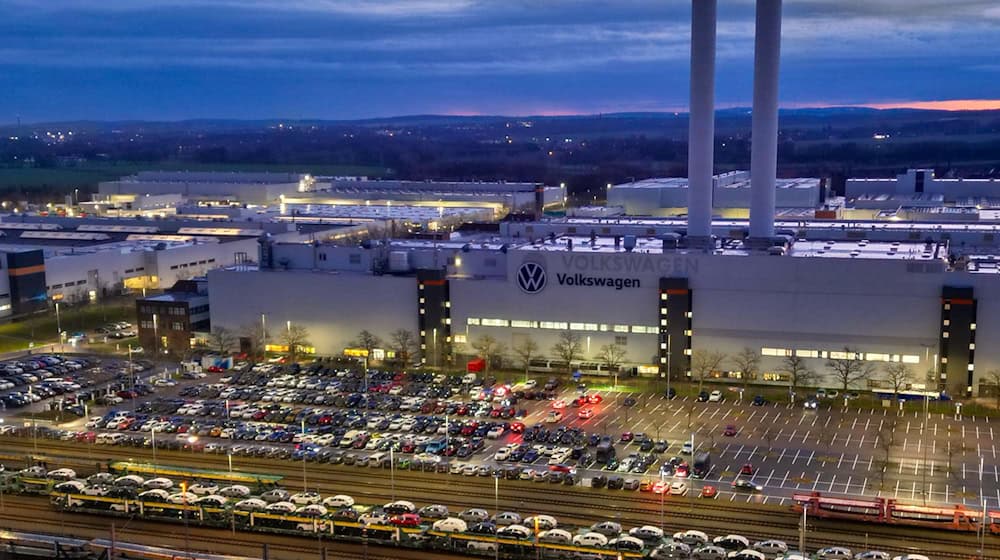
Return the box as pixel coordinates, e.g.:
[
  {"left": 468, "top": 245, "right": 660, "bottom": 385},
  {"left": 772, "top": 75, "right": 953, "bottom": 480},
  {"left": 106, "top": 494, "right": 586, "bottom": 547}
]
[
  {"left": 0, "top": 300, "right": 135, "bottom": 353},
  {"left": 0, "top": 162, "right": 391, "bottom": 193}
]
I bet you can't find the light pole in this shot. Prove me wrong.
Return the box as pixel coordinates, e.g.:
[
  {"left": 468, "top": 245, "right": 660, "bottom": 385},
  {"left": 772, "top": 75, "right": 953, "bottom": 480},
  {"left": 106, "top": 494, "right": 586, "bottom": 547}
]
[
  {"left": 227, "top": 452, "right": 233, "bottom": 473},
  {"left": 494, "top": 477, "right": 500, "bottom": 560},
  {"left": 301, "top": 419, "right": 308, "bottom": 491},
  {"left": 55, "top": 303, "right": 61, "bottom": 337},
  {"left": 389, "top": 447, "right": 395, "bottom": 502},
  {"left": 150, "top": 427, "right": 157, "bottom": 474},
  {"left": 260, "top": 313, "right": 267, "bottom": 357},
  {"left": 666, "top": 334, "right": 672, "bottom": 399},
  {"left": 187, "top": 435, "right": 197, "bottom": 455},
  {"left": 152, "top": 314, "right": 159, "bottom": 355}
]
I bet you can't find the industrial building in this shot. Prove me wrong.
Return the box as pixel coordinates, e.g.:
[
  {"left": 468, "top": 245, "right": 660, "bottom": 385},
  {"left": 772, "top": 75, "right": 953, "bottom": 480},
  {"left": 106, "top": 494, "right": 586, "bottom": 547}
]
[
  {"left": 136, "top": 278, "right": 210, "bottom": 356},
  {"left": 607, "top": 172, "right": 824, "bottom": 217},
  {"left": 95, "top": 171, "right": 316, "bottom": 206},
  {"left": 843, "top": 169, "right": 1000, "bottom": 221}
]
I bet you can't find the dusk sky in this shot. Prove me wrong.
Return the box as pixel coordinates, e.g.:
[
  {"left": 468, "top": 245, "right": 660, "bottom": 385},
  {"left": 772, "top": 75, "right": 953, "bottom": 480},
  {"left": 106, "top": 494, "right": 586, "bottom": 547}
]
[{"left": 4, "top": 0, "right": 1000, "bottom": 122}]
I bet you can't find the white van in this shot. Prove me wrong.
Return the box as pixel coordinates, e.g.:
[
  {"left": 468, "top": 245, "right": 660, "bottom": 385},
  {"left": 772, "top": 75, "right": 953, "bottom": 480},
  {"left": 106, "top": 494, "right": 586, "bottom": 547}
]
[{"left": 432, "top": 518, "right": 468, "bottom": 533}]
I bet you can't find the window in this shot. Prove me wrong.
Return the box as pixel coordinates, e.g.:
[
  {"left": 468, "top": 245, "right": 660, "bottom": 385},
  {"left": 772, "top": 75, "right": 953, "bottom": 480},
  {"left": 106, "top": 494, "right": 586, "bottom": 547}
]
[
  {"left": 540, "top": 321, "right": 568, "bottom": 330},
  {"left": 467, "top": 318, "right": 480, "bottom": 325},
  {"left": 170, "top": 265, "right": 178, "bottom": 270},
  {"left": 615, "top": 336, "right": 627, "bottom": 346},
  {"left": 453, "top": 334, "right": 467, "bottom": 344},
  {"left": 795, "top": 349, "right": 818, "bottom": 358},
  {"left": 762, "top": 372, "right": 789, "bottom": 382},
  {"left": 319, "top": 253, "right": 327, "bottom": 261},
  {"left": 481, "top": 318, "right": 509, "bottom": 327},
  {"left": 172, "top": 322, "right": 185, "bottom": 331},
  {"left": 865, "top": 353, "right": 890, "bottom": 362},
  {"left": 76, "top": 280, "right": 86, "bottom": 285},
  {"left": 762, "top": 347, "right": 792, "bottom": 357},
  {"left": 613, "top": 325, "right": 629, "bottom": 333},
  {"left": 511, "top": 320, "right": 537, "bottom": 329}
]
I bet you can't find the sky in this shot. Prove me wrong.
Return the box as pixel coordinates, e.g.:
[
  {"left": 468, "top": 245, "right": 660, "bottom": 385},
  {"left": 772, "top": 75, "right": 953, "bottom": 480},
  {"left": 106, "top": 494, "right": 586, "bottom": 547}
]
[{"left": 3, "top": 0, "right": 1000, "bottom": 122}]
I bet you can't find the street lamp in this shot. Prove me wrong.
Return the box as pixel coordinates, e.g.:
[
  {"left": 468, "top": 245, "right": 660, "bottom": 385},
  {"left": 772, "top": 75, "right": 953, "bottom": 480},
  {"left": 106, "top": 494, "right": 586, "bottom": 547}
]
[
  {"left": 187, "top": 435, "right": 198, "bottom": 454},
  {"left": 55, "top": 302, "right": 61, "bottom": 337},
  {"left": 301, "top": 419, "right": 308, "bottom": 491}
]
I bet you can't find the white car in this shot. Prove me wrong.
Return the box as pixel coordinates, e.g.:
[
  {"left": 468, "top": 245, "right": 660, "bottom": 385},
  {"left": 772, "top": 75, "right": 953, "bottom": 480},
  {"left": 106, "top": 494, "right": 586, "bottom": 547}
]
[
  {"left": 290, "top": 492, "right": 322, "bottom": 505},
  {"left": 195, "top": 495, "right": 228, "bottom": 507},
  {"left": 234, "top": 498, "right": 267, "bottom": 511},
  {"left": 669, "top": 481, "right": 688, "bottom": 496},
  {"left": 891, "top": 556, "right": 929, "bottom": 560},
  {"left": 142, "top": 478, "right": 174, "bottom": 490},
  {"left": 138, "top": 489, "right": 170, "bottom": 502},
  {"left": 46, "top": 468, "right": 77, "bottom": 481},
  {"left": 753, "top": 540, "right": 789, "bottom": 556},
  {"left": 322, "top": 495, "right": 355, "bottom": 508},
  {"left": 492, "top": 511, "right": 522, "bottom": 526},
  {"left": 817, "top": 547, "right": 854, "bottom": 560},
  {"left": 266, "top": 501, "right": 296, "bottom": 513},
  {"left": 673, "top": 530, "right": 709, "bottom": 546},
  {"left": 54, "top": 481, "right": 85, "bottom": 493},
  {"left": 573, "top": 532, "right": 609, "bottom": 548},
  {"left": 539, "top": 529, "right": 573, "bottom": 544},
  {"left": 523, "top": 515, "right": 557, "bottom": 530},
  {"left": 708, "top": 390, "right": 724, "bottom": 402},
  {"left": 359, "top": 512, "right": 390, "bottom": 525},
  {"left": 189, "top": 483, "right": 219, "bottom": 496},
  {"left": 219, "top": 485, "right": 251, "bottom": 498},
  {"left": 167, "top": 492, "right": 197, "bottom": 504},
  {"left": 296, "top": 504, "right": 328, "bottom": 517},
  {"left": 432, "top": 517, "right": 468, "bottom": 533},
  {"left": 629, "top": 525, "right": 664, "bottom": 541},
  {"left": 854, "top": 553, "right": 890, "bottom": 560}
]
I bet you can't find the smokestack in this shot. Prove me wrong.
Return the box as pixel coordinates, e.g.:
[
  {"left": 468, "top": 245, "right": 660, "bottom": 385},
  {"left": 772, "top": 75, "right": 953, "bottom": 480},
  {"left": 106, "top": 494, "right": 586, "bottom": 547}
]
[
  {"left": 687, "top": 0, "right": 717, "bottom": 242},
  {"left": 749, "top": 0, "right": 782, "bottom": 241}
]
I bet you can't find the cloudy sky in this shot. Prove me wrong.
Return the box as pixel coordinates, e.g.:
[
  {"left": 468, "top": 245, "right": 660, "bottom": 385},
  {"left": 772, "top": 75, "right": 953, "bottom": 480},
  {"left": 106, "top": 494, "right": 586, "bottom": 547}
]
[{"left": 3, "top": 0, "right": 1000, "bottom": 122}]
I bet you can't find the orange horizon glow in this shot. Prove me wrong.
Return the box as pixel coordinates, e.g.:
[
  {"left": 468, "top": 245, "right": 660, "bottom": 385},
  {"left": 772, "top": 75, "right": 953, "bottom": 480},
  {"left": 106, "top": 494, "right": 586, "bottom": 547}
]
[{"left": 854, "top": 99, "right": 1000, "bottom": 112}]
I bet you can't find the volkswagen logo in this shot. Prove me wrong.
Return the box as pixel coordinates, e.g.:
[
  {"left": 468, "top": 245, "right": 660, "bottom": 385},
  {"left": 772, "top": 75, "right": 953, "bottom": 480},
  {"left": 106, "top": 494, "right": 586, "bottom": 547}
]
[{"left": 517, "top": 261, "right": 547, "bottom": 294}]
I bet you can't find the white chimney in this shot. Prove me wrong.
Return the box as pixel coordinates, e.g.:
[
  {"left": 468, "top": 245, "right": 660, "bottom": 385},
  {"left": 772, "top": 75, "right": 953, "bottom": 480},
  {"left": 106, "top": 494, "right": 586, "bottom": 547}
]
[
  {"left": 687, "top": 0, "right": 717, "bottom": 242},
  {"left": 749, "top": 0, "right": 782, "bottom": 240}
]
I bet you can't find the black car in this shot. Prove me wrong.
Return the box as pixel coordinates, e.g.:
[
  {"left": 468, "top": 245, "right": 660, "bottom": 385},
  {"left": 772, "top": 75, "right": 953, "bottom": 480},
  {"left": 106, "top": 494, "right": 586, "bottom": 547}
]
[
  {"left": 665, "top": 387, "right": 677, "bottom": 400},
  {"left": 590, "top": 474, "right": 607, "bottom": 488},
  {"left": 606, "top": 476, "right": 625, "bottom": 490},
  {"left": 751, "top": 395, "right": 768, "bottom": 406},
  {"left": 696, "top": 390, "right": 710, "bottom": 402}
]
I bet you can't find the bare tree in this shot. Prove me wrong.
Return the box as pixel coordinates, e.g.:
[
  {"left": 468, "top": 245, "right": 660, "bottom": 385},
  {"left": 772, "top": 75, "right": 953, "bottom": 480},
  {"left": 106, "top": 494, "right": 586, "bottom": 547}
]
[
  {"left": 280, "top": 324, "right": 311, "bottom": 362},
  {"left": 730, "top": 347, "right": 760, "bottom": 394},
  {"left": 511, "top": 338, "right": 540, "bottom": 382},
  {"left": 352, "top": 330, "right": 382, "bottom": 362},
  {"left": 239, "top": 322, "right": 269, "bottom": 361},
  {"left": 597, "top": 343, "right": 628, "bottom": 387},
  {"left": 760, "top": 427, "right": 777, "bottom": 454},
  {"left": 690, "top": 349, "right": 726, "bottom": 393},
  {"left": 207, "top": 326, "right": 237, "bottom": 356},
  {"left": 826, "top": 347, "right": 876, "bottom": 392},
  {"left": 875, "top": 417, "right": 898, "bottom": 490},
  {"left": 883, "top": 362, "right": 912, "bottom": 399},
  {"left": 780, "top": 355, "right": 818, "bottom": 398},
  {"left": 472, "top": 334, "right": 503, "bottom": 374},
  {"left": 551, "top": 331, "right": 583, "bottom": 375},
  {"left": 390, "top": 328, "right": 419, "bottom": 369},
  {"left": 985, "top": 369, "right": 1000, "bottom": 409}
]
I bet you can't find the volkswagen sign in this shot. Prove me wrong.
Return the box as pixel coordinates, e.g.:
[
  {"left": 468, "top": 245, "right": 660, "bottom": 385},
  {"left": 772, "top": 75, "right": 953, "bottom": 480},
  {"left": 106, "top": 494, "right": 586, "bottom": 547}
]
[{"left": 516, "top": 261, "right": 547, "bottom": 294}]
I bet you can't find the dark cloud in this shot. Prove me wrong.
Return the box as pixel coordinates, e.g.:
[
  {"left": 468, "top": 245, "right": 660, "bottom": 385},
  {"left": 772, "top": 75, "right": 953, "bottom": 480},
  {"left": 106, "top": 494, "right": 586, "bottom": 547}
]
[{"left": 1, "top": 0, "right": 998, "bottom": 120}]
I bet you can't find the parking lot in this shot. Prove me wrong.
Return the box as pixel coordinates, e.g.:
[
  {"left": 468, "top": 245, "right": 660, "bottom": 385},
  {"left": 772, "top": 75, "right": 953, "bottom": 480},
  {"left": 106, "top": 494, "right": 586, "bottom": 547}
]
[{"left": 46, "top": 359, "right": 1000, "bottom": 510}]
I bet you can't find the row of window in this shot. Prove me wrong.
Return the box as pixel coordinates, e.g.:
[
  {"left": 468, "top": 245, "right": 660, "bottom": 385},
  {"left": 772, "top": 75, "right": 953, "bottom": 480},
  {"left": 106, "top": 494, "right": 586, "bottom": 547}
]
[
  {"left": 124, "top": 267, "right": 146, "bottom": 274},
  {"left": 48, "top": 279, "right": 87, "bottom": 290},
  {"left": 465, "top": 317, "right": 657, "bottom": 334},
  {"left": 169, "top": 258, "right": 216, "bottom": 271},
  {"left": 761, "top": 347, "right": 921, "bottom": 364}
]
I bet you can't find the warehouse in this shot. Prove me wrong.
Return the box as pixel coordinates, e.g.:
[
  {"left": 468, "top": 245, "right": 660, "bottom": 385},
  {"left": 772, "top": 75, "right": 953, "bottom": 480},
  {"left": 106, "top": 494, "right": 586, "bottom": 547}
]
[{"left": 97, "top": 171, "right": 315, "bottom": 205}]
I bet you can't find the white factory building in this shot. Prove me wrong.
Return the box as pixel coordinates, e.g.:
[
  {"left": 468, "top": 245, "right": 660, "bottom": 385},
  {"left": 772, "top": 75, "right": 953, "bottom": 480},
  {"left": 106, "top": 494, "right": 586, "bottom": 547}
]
[
  {"left": 96, "top": 171, "right": 316, "bottom": 206},
  {"left": 608, "top": 172, "right": 824, "bottom": 217}
]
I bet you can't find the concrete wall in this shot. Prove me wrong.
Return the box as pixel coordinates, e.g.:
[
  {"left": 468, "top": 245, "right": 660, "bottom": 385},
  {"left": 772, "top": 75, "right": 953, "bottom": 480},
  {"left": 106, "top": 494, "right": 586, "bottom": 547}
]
[{"left": 207, "top": 268, "right": 419, "bottom": 356}]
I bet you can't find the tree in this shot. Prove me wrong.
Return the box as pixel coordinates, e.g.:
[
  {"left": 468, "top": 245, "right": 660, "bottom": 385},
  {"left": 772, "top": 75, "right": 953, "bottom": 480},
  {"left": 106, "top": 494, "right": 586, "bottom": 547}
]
[
  {"left": 730, "top": 347, "right": 760, "bottom": 394},
  {"left": 511, "top": 338, "right": 540, "bottom": 382},
  {"left": 780, "top": 355, "right": 818, "bottom": 400},
  {"left": 551, "top": 331, "right": 583, "bottom": 374},
  {"left": 985, "top": 369, "right": 1000, "bottom": 409},
  {"left": 883, "top": 362, "right": 912, "bottom": 398},
  {"left": 690, "top": 349, "right": 726, "bottom": 393},
  {"left": 352, "top": 330, "right": 382, "bottom": 362},
  {"left": 597, "top": 343, "right": 628, "bottom": 387},
  {"left": 207, "top": 326, "right": 237, "bottom": 356},
  {"left": 239, "top": 322, "right": 269, "bottom": 361},
  {"left": 472, "top": 334, "right": 502, "bottom": 374},
  {"left": 826, "top": 347, "right": 876, "bottom": 392},
  {"left": 280, "top": 324, "right": 311, "bottom": 362},
  {"left": 390, "top": 328, "right": 418, "bottom": 369}
]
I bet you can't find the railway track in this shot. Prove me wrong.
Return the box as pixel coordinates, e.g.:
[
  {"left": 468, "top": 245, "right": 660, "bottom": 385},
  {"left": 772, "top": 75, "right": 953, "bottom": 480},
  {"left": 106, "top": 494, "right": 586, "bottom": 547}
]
[{"left": 2, "top": 438, "right": 994, "bottom": 557}]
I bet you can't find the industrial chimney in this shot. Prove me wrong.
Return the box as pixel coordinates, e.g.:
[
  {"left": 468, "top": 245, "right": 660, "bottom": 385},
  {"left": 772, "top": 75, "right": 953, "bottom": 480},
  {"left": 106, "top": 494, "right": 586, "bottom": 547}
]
[
  {"left": 687, "top": 0, "right": 717, "bottom": 244},
  {"left": 749, "top": 0, "right": 782, "bottom": 241}
]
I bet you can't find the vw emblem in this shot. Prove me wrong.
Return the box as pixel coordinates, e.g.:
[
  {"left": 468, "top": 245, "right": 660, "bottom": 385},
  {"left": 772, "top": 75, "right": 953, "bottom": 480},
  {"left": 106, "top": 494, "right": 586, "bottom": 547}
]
[{"left": 517, "top": 262, "right": 547, "bottom": 294}]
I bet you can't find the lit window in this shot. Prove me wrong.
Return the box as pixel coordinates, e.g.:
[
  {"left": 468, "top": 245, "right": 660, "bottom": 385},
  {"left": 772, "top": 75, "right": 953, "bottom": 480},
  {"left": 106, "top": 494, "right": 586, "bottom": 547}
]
[
  {"left": 684, "top": 329, "right": 693, "bottom": 336},
  {"left": 829, "top": 351, "right": 851, "bottom": 360},
  {"left": 632, "top": 325, "right": 647, "bottom": 333},
  {"left": 467, "top": 318, "right": 480, "bottom": 325},
  {"left": 660, "top": 293, "right": 668, "bottom": 301},
  {"left": 570, "top": 323, "right": 586, "bottom": 331},
  {"left": 941, "top": 357, "right": 948, "bottom": 364},
  {"left": 599, "top": 324, "right": 609, "bottom": 332},
  {"left": 865, "top": 353, "right": 890, "bottom": 362},
  {"left": 444, "top": 318, "right": 451, "bottom": 325},
  {"left": 481, "top": 318, "right": 509, "bottom": 327},
  {"left": 795, "top": 349, "right": 819, "bottom": 358},
  {"left": 685, "top": 312, "right": 693, "bottom": 318},
  {"left": 968, "top": 364, "right": 975, "bottom": 372},
  {"left": 901, "top": 355, "right": 920, "bottom": 364},
  {"left": 613, "top": 325, "right": 629, "bottom": 333},
  {"left": 942, "top": 332, "right": 949, "bottom": 339},
  {"left": 970, "top": 343, "right": 976, "bottom": 350},
  {"left": 659, "top": 319, "right": 667, "bottom": 327},
  {"left": 943, "top": 319, "right": 950, "bottom": 326},
  {"left": 511, "top": 320, "right": 537, "bottom": 329},
  {"left": 971, "top": 323, "right": 977, "bottom": 330},
  {"left": 453, "top": 334, "right": 467, "bottom": 344}
]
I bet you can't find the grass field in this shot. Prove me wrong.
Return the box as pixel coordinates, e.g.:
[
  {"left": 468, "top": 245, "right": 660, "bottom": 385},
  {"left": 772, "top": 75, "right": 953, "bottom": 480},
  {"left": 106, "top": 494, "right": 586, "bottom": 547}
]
[
  {"left": 0, "top": 161, "right": 391, "bottom": 193},
  {"left": 0, "top": 301, "right": 134, "bottom": 353}
]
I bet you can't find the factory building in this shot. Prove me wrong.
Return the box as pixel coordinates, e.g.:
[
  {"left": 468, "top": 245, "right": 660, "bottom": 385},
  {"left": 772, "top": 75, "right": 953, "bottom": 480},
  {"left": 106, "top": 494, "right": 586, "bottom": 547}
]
[
  {"left": 608, "top": 172, "right": 824, "bottom": 217},
  {"left": 97, "top": 171, "right": 315, "bottom": 206}
]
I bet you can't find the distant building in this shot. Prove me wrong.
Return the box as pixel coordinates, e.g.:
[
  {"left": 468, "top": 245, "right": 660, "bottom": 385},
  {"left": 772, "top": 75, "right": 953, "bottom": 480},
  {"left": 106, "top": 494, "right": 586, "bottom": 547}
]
[
  {"left": 136, "top": 279, "right": 209, "bottom": 357},
  {"left": 607, "top": 171, "right": 823, "bottom": 217},
  {"left": 847, "top": 169, "right": 1000, "bottom": 201},
  {"left": 98, "top": 171, "right": 315, "bottom": 205}
]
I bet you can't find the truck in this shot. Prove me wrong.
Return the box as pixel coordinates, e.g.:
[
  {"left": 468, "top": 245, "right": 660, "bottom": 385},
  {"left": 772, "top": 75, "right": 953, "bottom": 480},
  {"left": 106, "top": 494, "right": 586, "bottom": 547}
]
[{"left": 693, "top": 452, "right": 711, "bottom": 478}]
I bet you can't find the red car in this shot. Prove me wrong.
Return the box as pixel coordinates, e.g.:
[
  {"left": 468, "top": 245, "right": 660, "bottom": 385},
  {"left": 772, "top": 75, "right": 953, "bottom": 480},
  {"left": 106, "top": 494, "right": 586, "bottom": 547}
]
[
  {"left": 390, "top": 513, "right": 421, "bottom": 526},
  {"left": 723, "top": 424, "right": 738, "bottom": 437},
  {"left": 740, "top": 463, "right": 754, "bottom": 476},
  {"left": 578, "top": 408, "right": 595, "bottom": 419},
  {"left": 551, "top": 399, "right": 567, "bottom": 410},
  {"left": 586, "top": 394, "right": 603, "bottom": 405},
  {"left": 620, "top": 431, "right": 634, "bottom": 442},
  {"left": 207, "top": 365, "right": 224, "bottom": 373},
  {"left": 675, "top": 463, "right": 690, "bottom": 478},
  {"left": 652, "top": 480, "right": 669, "bottom": 494},
  {"left": 509, "top": 422, "right": 525, "bottom": 434},
  {"left": 701, "top": 485, "right": 718, "bottom": 498}
]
